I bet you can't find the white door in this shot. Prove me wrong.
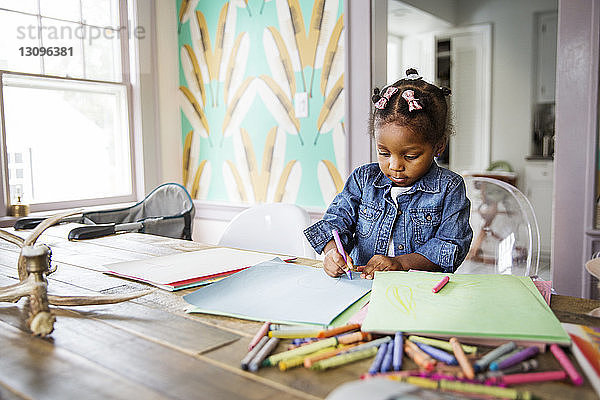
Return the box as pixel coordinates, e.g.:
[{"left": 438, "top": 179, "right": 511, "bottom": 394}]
[{"left": 446, "top": 25, "right": 492, "bottom": 173}]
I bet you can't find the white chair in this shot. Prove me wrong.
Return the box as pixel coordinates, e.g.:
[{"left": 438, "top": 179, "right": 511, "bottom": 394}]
[
  {"left": 218, "top": 203, "right": 316, "bottom": 259},
  {"left": 456, "top": 176, "right": 541, "bottom": 277}
]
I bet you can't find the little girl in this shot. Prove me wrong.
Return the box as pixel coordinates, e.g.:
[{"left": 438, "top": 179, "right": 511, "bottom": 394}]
[{"left": 304, "top": 69, "right": 473, "bottom": 279}]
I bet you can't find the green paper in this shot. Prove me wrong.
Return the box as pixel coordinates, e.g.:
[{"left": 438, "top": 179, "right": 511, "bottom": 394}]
[
  {"left": 329, "top": 292, "right": 371, "bottom": 327},
  {"left": 362, "top": 271, "right": 570, "bottom": 344}
]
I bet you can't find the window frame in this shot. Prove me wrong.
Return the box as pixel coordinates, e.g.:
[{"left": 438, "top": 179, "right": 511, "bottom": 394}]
[{"left": 0, "top": 0, "right": 141, "bottom": 218}]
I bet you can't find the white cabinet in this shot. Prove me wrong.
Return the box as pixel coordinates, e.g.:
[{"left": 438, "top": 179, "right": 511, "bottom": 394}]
[
  {"left": 524, "top": 160, "right": 554, "bottom": 254},
  {"left": 536, "top": 12, "right": 558, "bottom": 103}
]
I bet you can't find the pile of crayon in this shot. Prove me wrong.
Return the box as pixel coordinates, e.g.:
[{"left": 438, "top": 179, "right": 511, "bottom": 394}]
[
  {"left": 240, "top": 322, "right": 583, "bottom": 399},
  {"left": 367, "top": 337, "right": 583, "bottom": 399},
  {"left": 241, "top": 322, "right": 378, "bottom": 372}
]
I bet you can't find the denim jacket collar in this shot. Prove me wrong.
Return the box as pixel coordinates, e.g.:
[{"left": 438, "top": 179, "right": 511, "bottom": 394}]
[{"left": 373, "top": 161, "right": 442, "bottom": 196}]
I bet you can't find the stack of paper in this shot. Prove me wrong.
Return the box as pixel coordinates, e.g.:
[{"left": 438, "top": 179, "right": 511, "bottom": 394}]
[
  {"left": 105, "top": 248, "right": 281, "bottom": 291},
  {"left": 361, "top": 271, "right": 570, "bottom": 345},
  {"left": 184, "top": 259, "right": 373, "bottom": 326}
]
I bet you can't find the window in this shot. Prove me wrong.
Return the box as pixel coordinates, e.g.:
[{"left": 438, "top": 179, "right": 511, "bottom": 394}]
[{"left": 0, "top": 0, "right": 137, "bottom": 214}]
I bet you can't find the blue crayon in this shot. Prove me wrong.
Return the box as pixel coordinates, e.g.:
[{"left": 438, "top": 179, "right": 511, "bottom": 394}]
[
  {"left": 415, "top": 341, "right": 458, "bottom": 365},
  {"left": 393, "top": 332, "right": 403, "bottom": 371},
  {"left": 291, "top": 338, "right": 316, "bottom": 346},
  {"left": 368, "top": 342, "right": 387, "bottom": 374},
  {"left": 380, "top": 340, "right": 395, "bottom": 373}
]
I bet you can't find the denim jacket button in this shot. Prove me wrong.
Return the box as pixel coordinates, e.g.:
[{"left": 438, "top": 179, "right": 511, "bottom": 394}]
[
  {"left": 426, "top": 214, "right": 432, "bottom": 221},
  {"left": 397, "top": 244, "right": 404, "bottom": 251},
  {"left": 397, "top": 209, "right": 402, "bottom": 215}
]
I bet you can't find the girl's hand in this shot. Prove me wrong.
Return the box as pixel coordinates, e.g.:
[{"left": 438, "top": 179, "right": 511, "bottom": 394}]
[
  {"left": 323, "top": 247, "right": 354, "bottom": 278},
  {"left": 359, "top": 255, "right": 403, "bottom": 279}
]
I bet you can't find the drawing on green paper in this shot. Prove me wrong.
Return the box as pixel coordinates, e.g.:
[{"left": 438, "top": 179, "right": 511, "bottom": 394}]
[
  {"left": 386, "top": 285, "right": 416, "bottom": 315},
  {"left": 176, "top": 0, "right": 346, "bottom": 208}
]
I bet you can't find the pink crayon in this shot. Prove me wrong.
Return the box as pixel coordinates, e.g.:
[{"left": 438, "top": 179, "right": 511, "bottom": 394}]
[
  {"left": 487, "top": 370, "right": 567, "bottom": 386},
  {"left": 248, "top": 321, "right": 270, "bottom": 350},
  {"left": 432, "top": 276, "right": 450, "bottom": 293},
  {"left": 332, "top": 229, "right": 352, "bottom": 280},
  {"left": 550, "top": 344, "right": 584, "bottom": 385}
]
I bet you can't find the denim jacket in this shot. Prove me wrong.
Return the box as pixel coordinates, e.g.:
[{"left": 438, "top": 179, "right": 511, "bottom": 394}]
[{"left": 304, "top": 162, "right": 473, "bottom": 272}]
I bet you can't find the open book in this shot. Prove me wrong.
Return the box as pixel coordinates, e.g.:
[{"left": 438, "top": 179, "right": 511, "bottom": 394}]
[{"left": 105, "top": 247, "right": 282, "bottom": 291}]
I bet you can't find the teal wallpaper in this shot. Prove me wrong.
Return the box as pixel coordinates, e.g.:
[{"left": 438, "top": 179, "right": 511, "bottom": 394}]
[{"left": 177, "top": 0, "right": 345, "bottom": 209}]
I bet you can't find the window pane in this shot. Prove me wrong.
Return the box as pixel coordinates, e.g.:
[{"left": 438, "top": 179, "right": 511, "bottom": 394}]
[
  {"left": 0, "top": 0, "right": 38, "bottom": 14},
  {"left": 39, "top": 0, "right": 80, "bottom": 23},
  {"left": 0, "top": 10, "right": 42, "bottom": 74},
  {"left": 2, "top": 74, "right": 132, "bottom": 204},
  {"left": 84, "top": 28, "right": 122, "bottom": 81},
  {"left": 81, "top": 0, "right": 119, "bottom": 27},
  {"left": 40, "top": 18, "right": 84, "bottom": 78}
]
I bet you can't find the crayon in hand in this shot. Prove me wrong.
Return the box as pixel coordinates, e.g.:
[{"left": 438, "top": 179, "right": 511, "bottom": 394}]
[{"left": 332, "top": 229, "right": 352, "bottom": 280}]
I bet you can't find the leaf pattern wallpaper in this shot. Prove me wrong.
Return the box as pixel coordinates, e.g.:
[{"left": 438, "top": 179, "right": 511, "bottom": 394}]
[{"left": 177, "top": 0, "right": 346, "bottom": 208}]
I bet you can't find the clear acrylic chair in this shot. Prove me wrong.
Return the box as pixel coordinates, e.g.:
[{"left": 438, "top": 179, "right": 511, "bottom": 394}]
[
  {"left": 456, "top": 176, "right": 541, "bottom": 277},
  {"left": 218, "top": 203, "right": 316, "bottom": 259}
]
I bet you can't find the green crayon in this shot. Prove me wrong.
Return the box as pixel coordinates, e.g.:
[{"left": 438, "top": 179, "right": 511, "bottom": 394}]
[{"left": 311, "top": 346, "right": 378, "bottom": 371}]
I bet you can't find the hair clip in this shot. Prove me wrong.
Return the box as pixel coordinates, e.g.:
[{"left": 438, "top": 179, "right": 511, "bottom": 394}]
[
  {"left": 401, "top": 90, "right": 423, "bottom": 112},
  {"left": 374, "top": 86, "right": 399, "bottom": 110}
]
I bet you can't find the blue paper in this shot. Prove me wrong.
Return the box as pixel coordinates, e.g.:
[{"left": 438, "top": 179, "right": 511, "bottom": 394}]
[{"left": 184, "top": 259, "right": 372, "bottom": 326}]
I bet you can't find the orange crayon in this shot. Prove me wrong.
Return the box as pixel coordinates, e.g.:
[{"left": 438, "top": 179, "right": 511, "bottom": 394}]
[
  {"left": 317, "top": 323, "right": 361, "bottom": 338},
  {"left": 450, "top": 337, "right": 475, "bottom": 380},
  {"left": 338, "top": 331, "right": 372, "bottom": 345},
  {"left": 404, "top": 340, "right": 436, "bottom": 372}
]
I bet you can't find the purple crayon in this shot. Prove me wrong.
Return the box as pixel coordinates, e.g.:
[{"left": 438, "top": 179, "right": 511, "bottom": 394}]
[
  {"left": 415, "top": 341, "right": 458, "bottom": 365},
  {"left": 381, "top": 340, "right": 395, "bottom": 373},
  {"left": 494, "top": 346, "right": 539, "bottom": 371},
  {"left": 368, "top": 342, "right": 388, "bottom": 375}
]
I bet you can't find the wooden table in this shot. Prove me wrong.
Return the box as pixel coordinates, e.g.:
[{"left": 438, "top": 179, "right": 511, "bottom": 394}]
[{"left": 0, "top": 227, "right": 598, "bottom": 400}]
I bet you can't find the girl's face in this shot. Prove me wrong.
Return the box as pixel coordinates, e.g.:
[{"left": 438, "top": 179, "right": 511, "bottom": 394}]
[{"left": 375, "top": 123, "right": 443, "bottom": 187}]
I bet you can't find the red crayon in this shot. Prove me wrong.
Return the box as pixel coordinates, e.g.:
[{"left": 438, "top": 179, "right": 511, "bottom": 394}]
[{"left": 432, "top": 276, "right": 450, "bottom": 293}]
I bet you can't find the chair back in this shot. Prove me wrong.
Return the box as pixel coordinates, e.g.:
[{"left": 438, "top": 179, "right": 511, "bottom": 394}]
[
  {"left": 457, "top": 176, "right": 540, "bottom": 277},
  {"left": 218, "top": 203, "right": 316, "bottom": 259},
  {"left": 83, "top": 183, "right": 195, "bottom": 240}
]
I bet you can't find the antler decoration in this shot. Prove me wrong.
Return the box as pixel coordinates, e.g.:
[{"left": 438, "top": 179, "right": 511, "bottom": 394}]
[{"left": 0, "top": 210, "right": 153, "bottom": 336}]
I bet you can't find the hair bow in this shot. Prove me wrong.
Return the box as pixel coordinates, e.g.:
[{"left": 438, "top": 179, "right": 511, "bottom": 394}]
[
  {"left": 374, "top": 86, "right": 399, "bottom": 110},
  {"left": 401, "top": 90, "right": 422, "bottom": 112}
]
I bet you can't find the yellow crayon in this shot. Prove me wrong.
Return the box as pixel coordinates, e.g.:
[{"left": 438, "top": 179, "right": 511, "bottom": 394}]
[
  {"left": 268, "top": 329, "right": 320, "bottom": 339},
  {"left": 311, "top": 346, "right": 378, "bottom": 371},
  {"left": 388, "top": 376, "right": 532, "bottom": 400},
  {"left": 408, "top": 335, "right": 477, "bottom": 354},
  {"left": 264, "top": 337, "right": 338, "bottom": 366}
]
